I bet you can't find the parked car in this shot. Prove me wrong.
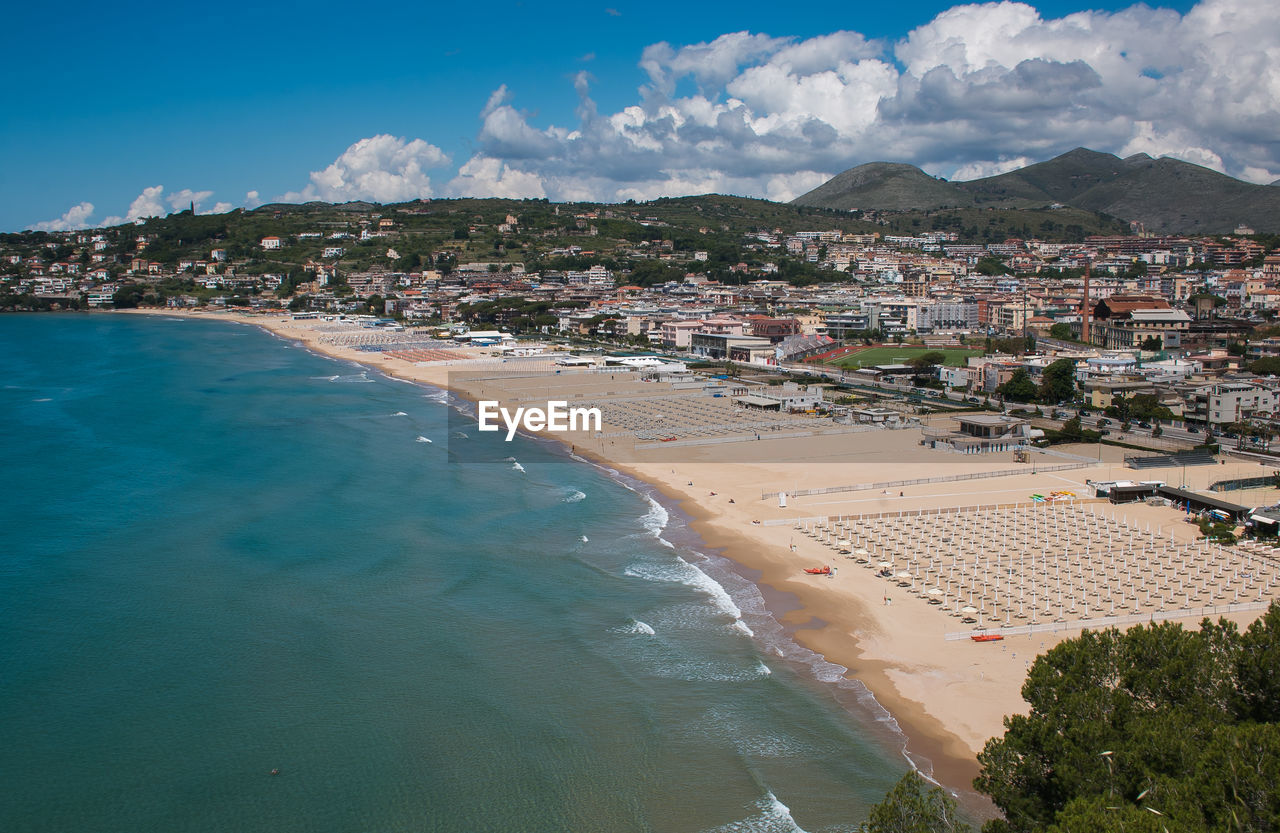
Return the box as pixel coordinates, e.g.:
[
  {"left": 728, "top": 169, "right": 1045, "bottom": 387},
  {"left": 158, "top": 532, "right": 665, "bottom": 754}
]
[
  {"left": 1137, "top": 421, "right": 1151, "bottom": 429},
  {"left": 1097, "top": 418, "right": 1111, "bottom": 427}
]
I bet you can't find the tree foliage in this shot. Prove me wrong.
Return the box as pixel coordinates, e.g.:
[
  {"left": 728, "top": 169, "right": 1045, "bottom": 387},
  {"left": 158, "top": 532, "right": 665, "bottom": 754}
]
[
  {"left": 864, "top": 773, "right": 972, "bottom": 833},
  {"left": 997, "top": 369, "right": 1037, "bottom": 403},
  {"left": 1036, "top": 359, "right": 1077, "bottom": 404},
  {"left": 973, "top": 605, "right": 1280, "bottom": 833},
  {"left": 1250, "top": 357, "right": 1280, "bottom": 376}
]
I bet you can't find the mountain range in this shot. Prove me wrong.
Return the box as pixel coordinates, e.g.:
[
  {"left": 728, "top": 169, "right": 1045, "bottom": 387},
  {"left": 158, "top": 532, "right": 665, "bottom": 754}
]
[{"left": 792, "top": 148, "right": 1280, "bottom": 234}]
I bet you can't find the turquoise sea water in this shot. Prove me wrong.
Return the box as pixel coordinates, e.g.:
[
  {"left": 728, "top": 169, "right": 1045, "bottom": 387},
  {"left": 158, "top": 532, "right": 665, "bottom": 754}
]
[{"left": 0, "top": 314, "right": 911, "bottom": 832}]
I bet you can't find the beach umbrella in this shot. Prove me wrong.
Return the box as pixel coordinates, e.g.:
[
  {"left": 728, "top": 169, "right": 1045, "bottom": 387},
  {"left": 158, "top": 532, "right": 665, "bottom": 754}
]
[
  {"left": 927, "top": 588, "right": 944, "bottom": 596},
  {"left": 878, "top": 561, "right": 893, "bottom": 569},
  {"left": 896, "top": 571, "right": 912, "bottom": 579},
  {"left": 961, "top": 605, "right": 978, "bottom": 614}
]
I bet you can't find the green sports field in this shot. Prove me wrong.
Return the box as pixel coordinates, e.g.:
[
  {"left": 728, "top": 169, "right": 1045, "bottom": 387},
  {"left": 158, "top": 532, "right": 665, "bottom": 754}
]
[{"left": 830, "top": 346, "right": 985, "bottom": 368}]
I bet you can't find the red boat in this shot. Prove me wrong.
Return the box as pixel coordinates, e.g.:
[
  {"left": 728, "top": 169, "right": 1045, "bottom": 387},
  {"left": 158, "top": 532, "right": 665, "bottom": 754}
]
[
  {"left": 970, "top": 634, "right": 1004, "bottom": 642},
  {"left": 804, "top": 566, "right": 832, "bottom": 575}
]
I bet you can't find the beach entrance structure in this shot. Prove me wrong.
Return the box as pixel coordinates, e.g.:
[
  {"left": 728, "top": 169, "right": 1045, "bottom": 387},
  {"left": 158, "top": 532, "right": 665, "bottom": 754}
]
[{"left": 922, "top": 414, "right": 1041, "bottom": 454}]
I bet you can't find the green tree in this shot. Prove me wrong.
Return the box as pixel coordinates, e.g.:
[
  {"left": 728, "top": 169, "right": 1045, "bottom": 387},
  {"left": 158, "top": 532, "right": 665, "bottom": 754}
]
[
  {"left": 909, "top": 351, "right": 947, "bottom": 372},
  {"left": 975, "top": 256, "right": 1008, "bottom": 276},
  {"left": 864, "top": 773, "right": 971, "bottom": 833},
  {"left": 997, "top": 369, "right": 1037, "bottom": 403},
  {"left": 1140, "top": 335, "right": 1162, "bottom": 351},
  {"left": 1048, "top": 323, "right": 1074, "bottom": 341},
  {"left": 974, "top": 616, "right": 1261, "bottom": 833},
  {"left": 1250, "top": 357, "right": 1280, "bottom": 376},
  {"left": 1037, "top": 359, "right": 1077, "bottom": 404}
]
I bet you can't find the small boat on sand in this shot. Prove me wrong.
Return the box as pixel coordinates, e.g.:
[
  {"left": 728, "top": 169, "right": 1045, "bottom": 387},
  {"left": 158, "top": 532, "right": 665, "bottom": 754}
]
[
  {"left": 970, "top": 634, "right": 1004, "bottom": 642},
  {"left": 804, "top": 566, "right": 832, "bottom": 575}
]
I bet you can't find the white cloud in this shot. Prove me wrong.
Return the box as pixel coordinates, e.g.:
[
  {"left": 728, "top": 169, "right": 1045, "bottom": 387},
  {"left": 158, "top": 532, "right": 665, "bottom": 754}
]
[
  {"left": 34, "top": 186, "right": 235, "bottom": 230},
  {"left": 281, "top": 135, "right": 450, "bottom": 203},
  {"left": 102, "top": 185, "right": 166, "bottom": 226},
  {"left": 164, "top": 188, "right": 217, "bottom": 213},
  {"left": 31, "top": 202, "right": 95, "bottom": 232},
  {"left": 950, "top": 156, "right": 1036, "bottom": 181},
  {"left": 446, "top": 155, "right": 548, "bottom": 199},
  {"left": 68, "top": 0, "right": 1280, "bottom": 213},
  {"left": 427, "top": 0, "right": 1280, "bottom": 201}
]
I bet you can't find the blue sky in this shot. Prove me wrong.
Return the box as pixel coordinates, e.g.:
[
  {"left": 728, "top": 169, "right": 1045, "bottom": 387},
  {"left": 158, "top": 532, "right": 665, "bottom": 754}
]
[{"left": 12, "top": 0, "right": 1274, "bottom": 233}]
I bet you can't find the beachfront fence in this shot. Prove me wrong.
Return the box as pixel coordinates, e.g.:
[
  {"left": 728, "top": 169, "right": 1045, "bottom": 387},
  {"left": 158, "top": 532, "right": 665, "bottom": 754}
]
[
  {"left": 760, "top": 461, "right": 1099, "bottom": 501},
  {"left": 946, "top": 599, "right": 1276, "bottom": 641}
]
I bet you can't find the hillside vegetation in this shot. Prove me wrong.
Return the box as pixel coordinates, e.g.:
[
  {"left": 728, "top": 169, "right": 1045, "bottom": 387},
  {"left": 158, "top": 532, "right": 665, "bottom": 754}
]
[{"left": 794, "top": 148, "right": 1280, "bottom": 233}]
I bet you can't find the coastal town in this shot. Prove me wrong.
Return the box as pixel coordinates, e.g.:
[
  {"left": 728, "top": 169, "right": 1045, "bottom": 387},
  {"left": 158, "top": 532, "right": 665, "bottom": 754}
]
[
  {"left": 6, "top": 198, "right": 1280, "bottom": 445},
  {"left": 9, "top": 191, "right": 1280, "bottom": 820}
]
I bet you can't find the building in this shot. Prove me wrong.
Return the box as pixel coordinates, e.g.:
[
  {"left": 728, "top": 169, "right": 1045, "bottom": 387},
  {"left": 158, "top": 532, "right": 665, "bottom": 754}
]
[
  {"left": 260, "top": 236, "right": 283, "bottom": 250},
  {"left": 689, "top": 333, "right": 772, "bottom": 360},
  {"left": 1088, "top": 295, "right": 1190, "bottom": 349},
  {"left": 923, "top": 414, "right": 1038, "bottom": 453},
  {"left": 660, "top": 320, "right": 705, "bottom": 349},
  {"left": 733, "top": 382, "right": 824, "bottom": 412},
  {"left": 1201, "top": 383, "right": 1277, "bottom": 426},
  {"left": 748, "top": 317, "right": 802, "bottom": 342}
]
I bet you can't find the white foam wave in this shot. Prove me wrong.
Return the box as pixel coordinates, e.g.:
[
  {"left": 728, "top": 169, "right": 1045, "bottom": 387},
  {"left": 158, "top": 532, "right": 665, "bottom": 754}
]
[
  {"left": 613, "top": 619, "right": 656, "bottom": 636},
  {"left": 701, "top": 793, "right": 808, "bottom": 833},
  {"left": 511, "top": 461, "right": 525, "bottom": 473},
  {"left": 563, "top": 489, "right": 586, "bottom": 503},
  {"left": 581, "top": 535, "right": 589, "bottom": 543},
  {"left": 451, "top": 431, "right": 469, "bottom": 439},
  {"left": 415, "top": 436, "right": 433, "bottom": 444},
  {"left": 640, "top": 496, "right": 669, "bottom": 538},
  {"left": 392, "top": 411, "right": 407, "bottom": 416},
  {"left": 33, "top": 397, "right": 52, "bottom": 402},
  {"left": 655, "top": 659, "right": 773, "bottom": 683},
  {"left": 731, "top": 620, "right": 755, "bottom": 638},
  {"left": 623, "top": 558, "right": 742, "bottom": 621}
]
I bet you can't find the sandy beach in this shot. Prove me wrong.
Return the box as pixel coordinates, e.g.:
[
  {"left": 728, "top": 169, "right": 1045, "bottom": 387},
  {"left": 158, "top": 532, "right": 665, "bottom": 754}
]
[{"left": 126, "top": 308, "right": 1280, "bottom": 800}]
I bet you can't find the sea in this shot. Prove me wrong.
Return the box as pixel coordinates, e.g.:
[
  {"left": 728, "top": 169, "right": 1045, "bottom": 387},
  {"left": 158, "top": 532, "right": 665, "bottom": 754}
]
[{"left": 0, "top": 314, "right": 913, "bottom": 833}]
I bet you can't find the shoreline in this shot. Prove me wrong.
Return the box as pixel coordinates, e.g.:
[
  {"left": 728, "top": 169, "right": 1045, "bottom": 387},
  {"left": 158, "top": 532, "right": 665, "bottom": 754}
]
[
  {"left": 118, "top": 308, "right": 998, "bottom": 795},
  {"left": 114, "top": 308, "right": 1280, "bottom": 811}
]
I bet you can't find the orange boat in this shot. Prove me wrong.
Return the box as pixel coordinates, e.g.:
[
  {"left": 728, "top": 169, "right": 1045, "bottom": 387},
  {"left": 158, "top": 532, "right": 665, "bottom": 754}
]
[
  {"left": 970, "top": 634, "right": 1004, "bottom": 642},
  {"left": 804, "top": 566, "right": 832, "bottom": 575}
]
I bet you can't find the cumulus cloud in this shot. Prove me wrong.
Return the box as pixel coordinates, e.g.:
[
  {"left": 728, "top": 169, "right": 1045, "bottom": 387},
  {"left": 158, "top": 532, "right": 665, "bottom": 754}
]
[
  {"left": 425, "top": 0, "right": 1280, "bottom": 202},
  {"left": 102, "top": 185, "right": 166, "bottom": 226},
  {"left": 281, "top": 134, "right": 450, "bottom": 203},
  {"left": 67, "top": 0, "right": 1279, "bottom": 213},
  {"left": 32, "top": 186, "right": 237, "bottom": 230},
  {"left": 31, "top": 202, "right": 96, "bottom": 232},
  {"left": 244, "top": 190, "right": 263, "bottom": 209},
  {"left": 950, "top": 156, "right": 1036, "bottom": 181}
]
